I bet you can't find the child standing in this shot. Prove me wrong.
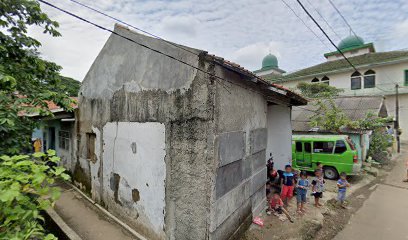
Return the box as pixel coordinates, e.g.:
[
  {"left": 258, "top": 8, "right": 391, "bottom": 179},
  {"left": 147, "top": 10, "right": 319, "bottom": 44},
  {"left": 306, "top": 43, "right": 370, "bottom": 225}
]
[
  {"left": 316, "top": 162, "right": 323, "bottom": 172},
  {"left": 311, "top": 169, "right": 325, "bottom": 207},
  {"left": 296, "top": 171, "right": 309, "bottom": 213},
  {"left": 281, "top": 165, "right": 295, "bottom": 206},
  {"left": 337, "top": 172, "right": 350, "bottom": 208},
  {"left": 268, "top": 192, "right": 294, "bottom": 223}
]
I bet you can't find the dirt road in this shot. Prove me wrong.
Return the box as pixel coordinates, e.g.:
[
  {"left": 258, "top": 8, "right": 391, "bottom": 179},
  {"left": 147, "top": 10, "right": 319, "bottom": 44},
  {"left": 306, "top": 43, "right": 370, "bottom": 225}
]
[{"left": 334, "top": 147, "right": 408, "bottom": 240}]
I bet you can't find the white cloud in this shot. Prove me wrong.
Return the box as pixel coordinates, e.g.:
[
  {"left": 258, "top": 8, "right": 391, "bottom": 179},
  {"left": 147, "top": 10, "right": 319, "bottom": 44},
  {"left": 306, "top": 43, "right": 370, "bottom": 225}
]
[
  {"left": 393, "top": 20, "right": 408, "bottom": 40},
  {"left": 157, "top": 15, "right": 200, "bottom": 40},
  {"left": 231, "top": 42, "right": 283, "bottom": 71},
  {"left": 28, "top": 0, "right": 408, "bottom": 81}
]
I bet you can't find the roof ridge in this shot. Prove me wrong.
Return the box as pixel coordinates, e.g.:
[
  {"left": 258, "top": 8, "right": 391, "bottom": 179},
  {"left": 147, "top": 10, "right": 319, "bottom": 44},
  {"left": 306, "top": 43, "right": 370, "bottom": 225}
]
[{"left": 265, "top": 50, "right": 408, "bottom": 83}]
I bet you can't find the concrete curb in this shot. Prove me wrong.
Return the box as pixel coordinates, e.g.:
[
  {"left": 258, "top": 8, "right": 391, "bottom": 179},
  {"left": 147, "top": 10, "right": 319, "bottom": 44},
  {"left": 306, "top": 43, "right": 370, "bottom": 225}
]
[
  {"left": 45, "top": 208, "right": 83, "bottom": 240},
  {"left": 67, "top": 183, "right": 148, "bottom": 240}
]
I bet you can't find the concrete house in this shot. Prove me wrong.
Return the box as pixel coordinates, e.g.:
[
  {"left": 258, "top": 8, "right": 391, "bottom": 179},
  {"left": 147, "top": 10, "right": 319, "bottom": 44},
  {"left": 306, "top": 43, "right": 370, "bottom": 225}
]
[
  {"left": 255, "top": 36, "right": 408, "bottom": 142},
  {"left": 30, "top": 100, "right": 78, "bottom": 171},
  {"left": 292, "top": 96, "right": 389, "bottom": 162},
  {"left": 71, "top": 24, "right": 306, "bottom": 240}
]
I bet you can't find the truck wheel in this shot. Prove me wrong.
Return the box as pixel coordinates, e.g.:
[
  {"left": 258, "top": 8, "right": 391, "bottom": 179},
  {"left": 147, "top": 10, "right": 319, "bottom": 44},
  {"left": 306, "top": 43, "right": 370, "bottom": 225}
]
[{"left": 323, "top": 167, "right": 339, "bottom": 180}]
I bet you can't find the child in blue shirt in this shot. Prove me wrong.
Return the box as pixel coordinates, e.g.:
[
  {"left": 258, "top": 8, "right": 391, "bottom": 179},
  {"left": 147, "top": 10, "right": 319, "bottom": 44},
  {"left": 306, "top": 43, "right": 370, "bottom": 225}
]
[
  {"left": 337, "top": 172, "right": 350, "bottom": 208},
  {"left": 296, "top": 171, "right": 309, "bottom": 213}
]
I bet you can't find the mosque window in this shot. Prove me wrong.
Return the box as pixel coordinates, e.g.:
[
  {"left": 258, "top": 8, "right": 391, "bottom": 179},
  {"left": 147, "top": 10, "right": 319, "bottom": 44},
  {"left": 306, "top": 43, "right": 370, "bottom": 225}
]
[
  {"left": 405, "top": 70, "right": 408, "bottom": 86},
  {"left": 321, "top": 76, "right": 330, "bottom": 85},
  {"left": 364, "top": 70, "right": 376, "bottom": 88},
  {"left": 311, "top": 77, "right": 319, "bottom": 83},
  {"left": 351, "top": 71, "right": 362, "bottom": 90}
]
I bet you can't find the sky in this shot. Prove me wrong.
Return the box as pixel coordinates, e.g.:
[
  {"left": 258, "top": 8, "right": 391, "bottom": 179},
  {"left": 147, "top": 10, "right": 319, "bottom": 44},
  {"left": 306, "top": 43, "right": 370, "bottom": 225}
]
[{"left": 30, "top": 0, "right": 408, "bottom": 81}]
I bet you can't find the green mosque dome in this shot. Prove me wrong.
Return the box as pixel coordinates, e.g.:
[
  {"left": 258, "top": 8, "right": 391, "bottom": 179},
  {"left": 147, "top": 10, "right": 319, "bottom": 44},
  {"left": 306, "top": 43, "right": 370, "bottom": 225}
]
[
  {"left": 338, "top": 35, "right": 365, "bottom": 50},
  {"left": 262, "top": 54, "right": 278, "bottom": 69}
]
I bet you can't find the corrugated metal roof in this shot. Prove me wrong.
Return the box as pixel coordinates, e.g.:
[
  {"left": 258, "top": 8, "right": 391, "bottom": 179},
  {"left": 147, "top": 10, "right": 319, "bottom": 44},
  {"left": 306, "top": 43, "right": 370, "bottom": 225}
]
[{"left": 292, "top": 96, "right": 386, "bottom": 133}]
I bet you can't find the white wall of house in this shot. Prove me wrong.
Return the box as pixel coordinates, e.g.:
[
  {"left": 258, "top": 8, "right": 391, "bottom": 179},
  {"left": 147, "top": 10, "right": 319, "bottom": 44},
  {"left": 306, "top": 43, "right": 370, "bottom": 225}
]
[
  {"left": 266, "top": 104, "right": 293, "bottom": 170},
  {"left": 385, "top": 94, "right": 408, "bottom": 141},
  {"left": 102, "top": 122, "right": 166, "bottom": 238}
]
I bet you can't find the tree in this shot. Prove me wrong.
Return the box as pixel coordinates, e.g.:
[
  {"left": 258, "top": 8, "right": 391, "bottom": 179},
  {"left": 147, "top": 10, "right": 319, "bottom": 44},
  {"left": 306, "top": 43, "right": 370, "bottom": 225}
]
[
  {"left": 309, "top": 98, "right": 351, "bottom": 133},
  {"left": 296, "top": 82, "right": 344, "bottom": 99},
  {"left": 0, "top": 2, "right": 72, "bottom": 238},
  {"left": 0, "top": 0, "right": 75, "bottom": 154},
  {"left": 297, "top": 82, "right": 394, "bottom": 162},
  {"left": 59, "top": 76, "right": 81, "bottom": 96}
]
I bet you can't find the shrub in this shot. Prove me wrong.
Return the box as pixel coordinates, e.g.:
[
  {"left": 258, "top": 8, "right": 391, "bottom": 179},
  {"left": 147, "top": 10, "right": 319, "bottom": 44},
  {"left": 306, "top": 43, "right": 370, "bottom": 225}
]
[{"left": 0, "top": 150, "right": 70, "bottom": 239}]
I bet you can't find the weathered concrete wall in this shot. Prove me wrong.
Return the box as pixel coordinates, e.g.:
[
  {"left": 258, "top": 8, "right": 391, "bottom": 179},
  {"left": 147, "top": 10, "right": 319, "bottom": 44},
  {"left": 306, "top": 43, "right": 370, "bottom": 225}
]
[
  {"left": 76, "top": 25, "right": 216, "bottom": 240},
  {"left": 266, "top": 104, "right": 293, "bottom": 170},
  {"left": 209, "top": 67, "right": 268, "bottom": 240},
  {"left": 81, "top": 25, "right": 200, "bottom": 99}
]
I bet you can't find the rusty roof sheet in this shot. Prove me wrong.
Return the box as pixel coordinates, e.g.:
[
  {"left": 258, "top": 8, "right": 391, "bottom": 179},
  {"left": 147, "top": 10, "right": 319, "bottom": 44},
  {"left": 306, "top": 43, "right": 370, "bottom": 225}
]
[{"left": 292, "top": 96, "right": 386, "bottom": 133}]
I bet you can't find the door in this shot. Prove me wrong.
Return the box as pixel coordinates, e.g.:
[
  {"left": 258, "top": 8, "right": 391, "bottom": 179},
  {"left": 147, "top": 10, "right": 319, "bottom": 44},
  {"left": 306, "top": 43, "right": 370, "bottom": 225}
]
[
  {"left": 295, "top": 142, "right": 313, "bottom": 168},
  {"left": 303, "top": 142, "right": 312, "bottom": 167},
  {"left": 295, "top": 142, "right": 304, "bottom": 166},
  {"left": 49, "top": 127, "right": 56, "bottom": 150}
]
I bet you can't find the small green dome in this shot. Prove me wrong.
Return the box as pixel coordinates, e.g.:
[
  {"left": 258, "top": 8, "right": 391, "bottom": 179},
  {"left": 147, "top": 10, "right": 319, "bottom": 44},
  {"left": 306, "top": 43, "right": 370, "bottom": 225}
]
[
  {"left": 338, "top": 35, "right": 365, "bottom": 50},
  {"left": 262, "top": 54, "right": 278, "bottom": 69}
]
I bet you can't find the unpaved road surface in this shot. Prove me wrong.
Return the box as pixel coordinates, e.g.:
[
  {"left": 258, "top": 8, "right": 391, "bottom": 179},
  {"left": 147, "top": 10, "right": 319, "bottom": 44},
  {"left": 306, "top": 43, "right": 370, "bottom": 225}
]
[{"left": 334, "top": 147, "right": 408, "bottom": 240}]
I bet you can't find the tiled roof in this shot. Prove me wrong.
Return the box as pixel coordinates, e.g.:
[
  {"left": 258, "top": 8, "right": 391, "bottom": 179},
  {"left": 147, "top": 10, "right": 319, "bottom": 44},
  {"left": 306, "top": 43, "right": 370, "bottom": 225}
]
[
  {"left": 264, "top": 51, "right": 408, "bottom": 83},
  {"left": 21, "top": 97, "right": 78, "bottom": 117},
  {"left": 292, "top": 96, "right": 386, "bottom": 133}
]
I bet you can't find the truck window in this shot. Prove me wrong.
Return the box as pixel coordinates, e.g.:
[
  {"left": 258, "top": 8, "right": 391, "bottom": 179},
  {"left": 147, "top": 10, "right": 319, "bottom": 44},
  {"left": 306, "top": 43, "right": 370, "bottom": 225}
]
[
  {"left": 313, "top": 141, "right": 334, "bottom": 154},
  {"left": 296, "top": 142, "right": 302, "bottom": 152},
  {"left": 304, "top": 142, "right": 311, "bottom": 153},
  {"left": 334, "top": 140, "right": 347, "bottom": 154}
]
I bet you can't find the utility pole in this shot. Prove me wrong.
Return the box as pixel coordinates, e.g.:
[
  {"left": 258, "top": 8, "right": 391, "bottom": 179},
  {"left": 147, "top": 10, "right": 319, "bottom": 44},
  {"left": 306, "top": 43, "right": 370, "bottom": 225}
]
[{"left": 395, "top": 84, "right": 400, "bottom": 153}]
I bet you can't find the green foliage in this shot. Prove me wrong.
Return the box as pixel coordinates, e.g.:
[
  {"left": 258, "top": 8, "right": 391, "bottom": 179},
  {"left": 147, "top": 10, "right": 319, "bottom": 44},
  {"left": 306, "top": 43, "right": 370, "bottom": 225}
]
[
  {"left": 349, "top": 112, "right": 394, "bottom": 130},
  {"left": 367, "top": 130, "right": 393, "bottom": 163},
  {"left": 310, "top": 98, "right": 350, "bottom": 133},
  {"left": 59, "top": 76, "right": 81, "bottom": 96},
  {"left": 296, "top": 82, "right": 344, "bottom": 99},
  {"left": 0, "top": 0, "right": 75, "bottom": 154},
  {"left": 0, "top": 150, "right": 70, "bottom": 239}
]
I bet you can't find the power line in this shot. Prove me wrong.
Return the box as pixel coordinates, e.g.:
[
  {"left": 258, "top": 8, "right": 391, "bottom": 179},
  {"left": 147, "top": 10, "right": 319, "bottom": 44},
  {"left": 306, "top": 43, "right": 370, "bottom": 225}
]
[
  {"left": 327, "top": 0, "right": 357, "bottom": 37},
  {"left": 280, "top": 0, "right": 332, "bottom": 51},
  {"left": 295, "top": 0, "right": 358, "bottom": 73},
  {"left": 38, "top": 0, "right": 234, "bottom": 93},
  {"left": 304, "top": 0, "right": 342, "bottom": 41},
  {"left": 39, "top": 0, "right": 308, "bottom": 103},
  {"left": 67, "top": 0, "right": 199, "bottom": 57}
]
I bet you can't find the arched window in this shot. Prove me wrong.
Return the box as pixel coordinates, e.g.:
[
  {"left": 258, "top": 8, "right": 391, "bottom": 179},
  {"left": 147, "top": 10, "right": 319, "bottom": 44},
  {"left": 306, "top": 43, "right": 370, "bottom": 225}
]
[
  {"left": 311, "top": 77, "right": 319, "bottom": 83},
  {"left": 321, "top": 76, "right": 330, "bottom": 85},
  {"left": 364, "top": 70, "right": 375, "bottom": 88},
  {"left": 351, "top": 71, "right": 362, "bottom": 90}
]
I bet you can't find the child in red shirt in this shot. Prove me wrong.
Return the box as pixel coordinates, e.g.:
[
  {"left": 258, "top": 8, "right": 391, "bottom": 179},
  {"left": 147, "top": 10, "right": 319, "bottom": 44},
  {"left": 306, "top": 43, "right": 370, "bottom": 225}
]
[
  {"left": 268, "top": 193, "right": 294, "bottom": 223},
  {"left": 280, "top": 165, "right": 295, "bottom": 206}
]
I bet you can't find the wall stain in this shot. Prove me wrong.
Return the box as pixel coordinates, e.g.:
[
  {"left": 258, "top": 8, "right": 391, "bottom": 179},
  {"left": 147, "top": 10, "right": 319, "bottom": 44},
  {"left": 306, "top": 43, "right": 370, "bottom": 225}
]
[{"left": 132, "top": 188, "right": 140, "bottom": 202}]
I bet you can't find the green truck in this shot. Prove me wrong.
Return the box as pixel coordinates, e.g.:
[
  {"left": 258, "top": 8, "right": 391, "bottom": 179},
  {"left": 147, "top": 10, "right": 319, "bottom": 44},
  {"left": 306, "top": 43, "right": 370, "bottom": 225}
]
[{"left": 292, "top": 135, "right": 361, "bottom": 180}]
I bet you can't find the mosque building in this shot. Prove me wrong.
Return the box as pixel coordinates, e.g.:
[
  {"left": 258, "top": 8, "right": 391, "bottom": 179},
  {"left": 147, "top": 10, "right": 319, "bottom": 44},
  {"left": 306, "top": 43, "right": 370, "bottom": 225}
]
[{"left": 255, "top": 35, "right": 408, "bottom": 142}]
